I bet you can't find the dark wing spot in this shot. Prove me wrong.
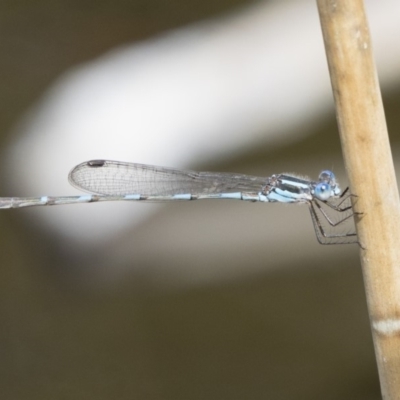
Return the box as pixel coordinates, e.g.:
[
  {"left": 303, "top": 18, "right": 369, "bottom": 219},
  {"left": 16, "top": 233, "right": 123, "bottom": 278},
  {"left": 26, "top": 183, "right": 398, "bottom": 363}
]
[{"left": 88, "top": 160, "right": 106, "bottom": 167}]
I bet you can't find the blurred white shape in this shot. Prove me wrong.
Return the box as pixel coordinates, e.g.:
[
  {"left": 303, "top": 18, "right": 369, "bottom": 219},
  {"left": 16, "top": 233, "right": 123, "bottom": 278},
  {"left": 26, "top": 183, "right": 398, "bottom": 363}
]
[{"left": 3, "top": 0, "right": 400, "bottom": 247}]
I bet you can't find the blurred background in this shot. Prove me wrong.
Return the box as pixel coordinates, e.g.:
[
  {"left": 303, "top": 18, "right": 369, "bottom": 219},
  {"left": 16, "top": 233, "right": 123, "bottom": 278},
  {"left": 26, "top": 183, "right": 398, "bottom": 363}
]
[{"left": 1, "top": 0, "right": 399, "bottom": 398}]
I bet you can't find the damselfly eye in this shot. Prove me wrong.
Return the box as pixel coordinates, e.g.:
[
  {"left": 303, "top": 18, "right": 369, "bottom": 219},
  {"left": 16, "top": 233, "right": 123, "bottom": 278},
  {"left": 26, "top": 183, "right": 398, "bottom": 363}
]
[
  {"left": 318, "top": 170, "right": 335, "bottom": 184},
  {"left": 314, "top": 182, "right": 332, "bottom": 201}
]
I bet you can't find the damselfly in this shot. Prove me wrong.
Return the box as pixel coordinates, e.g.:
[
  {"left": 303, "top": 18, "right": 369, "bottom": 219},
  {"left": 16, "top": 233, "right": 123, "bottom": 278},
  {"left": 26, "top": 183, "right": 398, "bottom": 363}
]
[{"left": 0, "top": 160, "right": 357, "bottom": 244}]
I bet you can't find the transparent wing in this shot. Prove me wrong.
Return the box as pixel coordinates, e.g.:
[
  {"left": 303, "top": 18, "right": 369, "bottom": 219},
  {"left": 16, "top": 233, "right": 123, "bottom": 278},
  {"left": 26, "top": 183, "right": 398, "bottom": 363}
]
[{"left": 69, "top": 160, "right": 267, "bottom": 196}]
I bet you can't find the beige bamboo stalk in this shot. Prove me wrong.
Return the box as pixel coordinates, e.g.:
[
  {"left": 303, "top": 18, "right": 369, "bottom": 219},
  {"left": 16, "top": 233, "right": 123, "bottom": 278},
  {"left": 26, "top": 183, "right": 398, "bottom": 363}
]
[{"left": 316, "top": 1, "right": 400, "bottom": 398}]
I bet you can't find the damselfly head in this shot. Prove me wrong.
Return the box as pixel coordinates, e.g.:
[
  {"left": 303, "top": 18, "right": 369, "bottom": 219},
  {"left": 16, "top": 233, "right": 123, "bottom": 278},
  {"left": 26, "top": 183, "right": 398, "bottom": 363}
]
[{"left": 318, "top": 170, "right": 341, "bottom": 197}]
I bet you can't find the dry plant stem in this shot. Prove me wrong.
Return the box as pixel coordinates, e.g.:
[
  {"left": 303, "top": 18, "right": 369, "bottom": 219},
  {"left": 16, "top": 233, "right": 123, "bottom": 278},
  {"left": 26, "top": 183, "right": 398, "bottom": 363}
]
[{"left": 316, "top": 0, "right": 400, "bottom": 398}]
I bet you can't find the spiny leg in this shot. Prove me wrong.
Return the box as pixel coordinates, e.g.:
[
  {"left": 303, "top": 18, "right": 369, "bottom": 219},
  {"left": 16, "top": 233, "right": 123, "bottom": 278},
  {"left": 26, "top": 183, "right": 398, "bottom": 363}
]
[
  {"left": 313, "top": 199, "right": 355, "bottom": 227},
  {"left": 323, "top": 187, "right": 354, "bottom": 212},
  {"left": 308, "top": 202, "right": 358, "bottom": 245}
]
